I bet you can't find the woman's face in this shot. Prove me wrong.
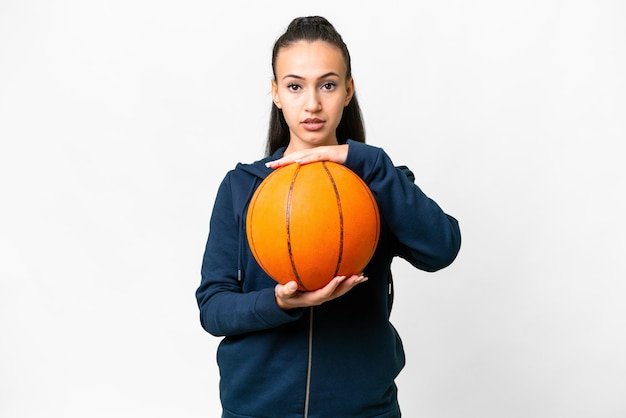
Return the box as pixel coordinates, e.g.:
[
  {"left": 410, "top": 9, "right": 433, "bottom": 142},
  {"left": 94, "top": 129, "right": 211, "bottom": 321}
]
[{"left": 272, "top": 40, "right": 354, "bottom": 153}]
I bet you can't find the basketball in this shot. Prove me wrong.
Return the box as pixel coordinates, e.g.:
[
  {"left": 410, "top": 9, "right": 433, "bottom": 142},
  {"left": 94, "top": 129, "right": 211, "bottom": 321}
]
[{"left": 246, "top": 161, "right": 380, "bottom": 291}]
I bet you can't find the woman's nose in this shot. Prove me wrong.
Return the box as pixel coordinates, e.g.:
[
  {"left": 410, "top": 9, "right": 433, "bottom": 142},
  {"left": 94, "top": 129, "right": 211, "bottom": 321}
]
[{"left": 304, "top": 90, "right": 322, "bottom": 112}]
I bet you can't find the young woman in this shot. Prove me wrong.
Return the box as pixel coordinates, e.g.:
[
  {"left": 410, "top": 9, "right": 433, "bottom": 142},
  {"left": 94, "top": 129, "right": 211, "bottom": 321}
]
[{"left": 196, "top": 16, "right": 461, "bottom": 418}]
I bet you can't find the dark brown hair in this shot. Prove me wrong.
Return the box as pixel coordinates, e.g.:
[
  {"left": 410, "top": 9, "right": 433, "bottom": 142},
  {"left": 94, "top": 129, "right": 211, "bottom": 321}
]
[{"left": 266, "top": 16, "right": 366, "bottom": 156}]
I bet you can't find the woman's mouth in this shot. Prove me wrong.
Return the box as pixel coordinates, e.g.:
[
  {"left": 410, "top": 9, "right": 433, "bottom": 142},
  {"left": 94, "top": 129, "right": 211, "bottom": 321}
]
[{"left": 301, "top": 118, "right": 325, "bottom": 131}]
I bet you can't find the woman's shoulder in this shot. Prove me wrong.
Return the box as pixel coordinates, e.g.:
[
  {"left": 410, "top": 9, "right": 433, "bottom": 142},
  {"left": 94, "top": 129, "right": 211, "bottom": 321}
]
[
  {"left": 218, "top": 154, "right": 277, "bottom": 209},
  {"left": 226, "top": 147, "right": 284, "bottom": 182},
  {"left": 229, "top": 157, "right": 274, "bottom": 181}
]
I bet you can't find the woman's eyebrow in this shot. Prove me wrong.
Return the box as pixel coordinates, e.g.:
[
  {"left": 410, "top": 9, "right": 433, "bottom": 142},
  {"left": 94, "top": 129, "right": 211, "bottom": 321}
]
[{"left": 282, "top": 72, "right": 340, "bottom": 81}]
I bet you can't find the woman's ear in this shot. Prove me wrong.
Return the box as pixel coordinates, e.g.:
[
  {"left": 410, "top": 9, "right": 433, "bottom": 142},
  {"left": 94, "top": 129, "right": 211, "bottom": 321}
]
[
  {"left": 271, "top": 80, "right": 281, "bottom": 109},
  {"left": 344, "top": 77, "right": 355, "bottom": 107}
]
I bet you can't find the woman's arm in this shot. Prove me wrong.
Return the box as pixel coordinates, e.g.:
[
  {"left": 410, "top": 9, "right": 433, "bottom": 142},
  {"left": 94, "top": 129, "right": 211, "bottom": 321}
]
[
  {"left": 195, "top": 172, "right": 303, "bottom": 337},
  {"left": 266, "top": 141, "right": 461, "bottom": 271},
  {"left": 344, "top": 140, "right": 461, "bottom": 271}
]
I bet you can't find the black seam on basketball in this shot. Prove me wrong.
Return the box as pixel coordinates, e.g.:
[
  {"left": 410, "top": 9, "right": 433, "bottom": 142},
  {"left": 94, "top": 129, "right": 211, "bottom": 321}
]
[
  {"left": 361, "top": 179, "right": 380, "bottom": 263},
  {"left": 323, "top": 162, "right": 344, "bottom": 277},
  {"left": 286, "top": 165, "right": 307, "bottom": 290}
]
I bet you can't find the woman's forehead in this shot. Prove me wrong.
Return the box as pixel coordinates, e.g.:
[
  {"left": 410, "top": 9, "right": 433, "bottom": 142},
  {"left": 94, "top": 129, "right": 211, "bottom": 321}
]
[{"left": 274, "top": 40, "right": 347, "bottom": 78}]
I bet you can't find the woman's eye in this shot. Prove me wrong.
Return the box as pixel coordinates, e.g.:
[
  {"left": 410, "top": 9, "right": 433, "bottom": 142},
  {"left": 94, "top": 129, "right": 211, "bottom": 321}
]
[
  {"left": 287, "top": 84, "right": 301, "bottom": 92},
  {"left": 321, "top": 82, "right": 336, "bottom": 91}
]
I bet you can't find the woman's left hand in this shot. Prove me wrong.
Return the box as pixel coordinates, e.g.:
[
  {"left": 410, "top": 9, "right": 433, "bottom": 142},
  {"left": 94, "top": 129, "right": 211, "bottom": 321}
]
[{"left": 265, "top": 144, "right": 349, "bottom": 168}]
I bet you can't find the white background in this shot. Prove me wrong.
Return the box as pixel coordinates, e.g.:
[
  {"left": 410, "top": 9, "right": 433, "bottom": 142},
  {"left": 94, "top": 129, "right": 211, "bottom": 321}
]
[{"left": 1, "top": 1, "right": 625, "bottom": 417}]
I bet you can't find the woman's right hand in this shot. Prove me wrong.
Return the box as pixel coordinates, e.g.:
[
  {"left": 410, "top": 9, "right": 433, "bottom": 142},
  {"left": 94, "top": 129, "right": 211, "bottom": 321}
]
[{"left": 275, "top": 273, "right": 368, "bottom": 310}]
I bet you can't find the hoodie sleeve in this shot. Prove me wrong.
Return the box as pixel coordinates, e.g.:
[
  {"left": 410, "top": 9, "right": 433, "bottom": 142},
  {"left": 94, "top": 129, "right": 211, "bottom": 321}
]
[
  {"left": 344, "top": 140, "right": 461, "bottom": 271},
  {"left": 195, "top": 171, "right": 303, "bottom": 337}
]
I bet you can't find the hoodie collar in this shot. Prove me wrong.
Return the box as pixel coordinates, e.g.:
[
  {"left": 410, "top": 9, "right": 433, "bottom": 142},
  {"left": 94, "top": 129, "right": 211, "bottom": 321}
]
[{"left": 235, "top": 146, "right": 286, "bottom": 180}]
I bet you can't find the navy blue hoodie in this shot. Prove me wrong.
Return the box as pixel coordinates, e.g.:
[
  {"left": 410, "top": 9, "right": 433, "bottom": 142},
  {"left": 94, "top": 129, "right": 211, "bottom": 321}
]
[{"left": 196, "top": 140, "right": 461, "bottom": 417}]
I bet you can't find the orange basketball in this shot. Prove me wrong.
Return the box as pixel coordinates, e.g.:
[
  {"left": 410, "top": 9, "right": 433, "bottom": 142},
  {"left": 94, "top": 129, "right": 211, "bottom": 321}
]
[{"left": 246, "top": 161, "right": 380, "bottom": 291}]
